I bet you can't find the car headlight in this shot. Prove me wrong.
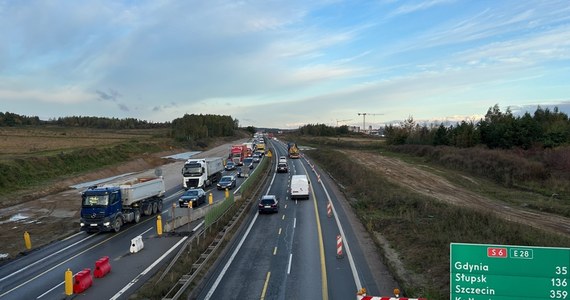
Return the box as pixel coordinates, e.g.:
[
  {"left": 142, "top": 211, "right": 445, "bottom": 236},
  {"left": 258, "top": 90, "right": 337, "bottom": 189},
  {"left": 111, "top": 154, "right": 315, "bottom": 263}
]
[{"left": 103, "top": 222, "right": 110, "bottom": 226}]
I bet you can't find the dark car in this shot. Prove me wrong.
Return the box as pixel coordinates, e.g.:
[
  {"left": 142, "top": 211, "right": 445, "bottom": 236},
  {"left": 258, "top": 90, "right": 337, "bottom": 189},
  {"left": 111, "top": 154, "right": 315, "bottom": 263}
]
[
  {"left": 258, "top": 195, "right": 279, "bottom": 214},
  {"left": 178, "top": 188, "right": 206, "bottom": 207},
  {"left": 252, "top": 153, "right": 261, "bottom": 163},
  {"left": 236, "top": 166, "right": 243, "bottom": 178},
  {"left": 277, "top": 162, "right": 288, "bottom": 173},
  {"left": 217, "top": 175, "right": 236, "bottom": 190},
  {"left": 225, "top": 161, "right": 236, "bottom": 171},
  {"left": 243, "top": 157, "right": 254, "bottom": 169}
]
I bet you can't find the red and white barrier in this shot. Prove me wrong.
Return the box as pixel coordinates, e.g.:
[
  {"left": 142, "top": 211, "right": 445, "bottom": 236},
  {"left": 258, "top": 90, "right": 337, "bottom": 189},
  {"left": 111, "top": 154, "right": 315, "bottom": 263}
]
[
  {"left": 327, "top": 202, "right": 332, "bottom": 218},
  {"left": 73, "top": 268, "right": 93, "bottom": 294},
  {"left": 94, "top": 256, "right": 111, "bottom": 278},
  {"left": 357, "top": 297, "right": 426, "bottom": 300},
  {"left": 336, "top": 235, "right": 343, "bottom": 258}
]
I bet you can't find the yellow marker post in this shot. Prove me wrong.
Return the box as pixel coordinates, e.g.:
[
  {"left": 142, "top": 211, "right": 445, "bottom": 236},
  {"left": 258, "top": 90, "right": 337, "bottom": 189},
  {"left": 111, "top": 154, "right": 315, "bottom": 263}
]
[
  {"left": 156, "top": 215, "right": 163, "bottom": 236},
  {"left": 189, "top": 200, "right": 193, "bottom": 209},
  {"left": 209, "top": 192, "right": 213, "bottom": 205},
  {"left": 24, "top": 231, "right": 31, "bottom": 250},
  {"left": 65, "top": 268, "right": 73, "bottom": 296},
  {"left": 225, "top": 188, "right": 229, "bottom": 199}
]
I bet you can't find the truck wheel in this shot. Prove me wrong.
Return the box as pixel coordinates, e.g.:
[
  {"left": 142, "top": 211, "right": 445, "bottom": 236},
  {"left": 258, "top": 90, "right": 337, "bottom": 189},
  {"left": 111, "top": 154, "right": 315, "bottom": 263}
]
[
  {"left": 113, "top": 217, "right": 122, "bottom": 233},
  {"left": 144, "top": 204, "right": 152, "bottom": 216},
  {"left": 152, "top": 202, "right": 158, "bottom": 214},
  {"left": 157, "top": 201, "right": 163, "bottom": 212},
  {"left": 134, "top": 209, "right": 141, "bottom": 223}
]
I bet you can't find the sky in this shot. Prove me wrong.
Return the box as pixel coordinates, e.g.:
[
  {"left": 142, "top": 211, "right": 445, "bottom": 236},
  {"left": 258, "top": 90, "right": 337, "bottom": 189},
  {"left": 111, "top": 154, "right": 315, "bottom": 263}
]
[{"left": 1, "top": 0, "right": 570, "bottom": 129}]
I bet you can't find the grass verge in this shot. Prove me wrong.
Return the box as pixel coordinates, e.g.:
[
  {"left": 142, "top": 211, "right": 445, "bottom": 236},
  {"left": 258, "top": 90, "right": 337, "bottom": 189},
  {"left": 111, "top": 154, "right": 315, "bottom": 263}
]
[{"left": 306, "top": 147, "right": 570, "bottom": 300}]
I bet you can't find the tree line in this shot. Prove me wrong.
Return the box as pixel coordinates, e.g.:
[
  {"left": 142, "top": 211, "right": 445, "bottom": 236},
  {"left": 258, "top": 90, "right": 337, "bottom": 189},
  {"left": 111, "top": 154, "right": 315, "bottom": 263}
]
[
  {"left": 1, "top": 112, "right": 240, "bottom": 141},
  {"left": 386, "top": 105, "right": 570, "bottom": 149},
  {"left": 0, "top": 112, "right": 168, "bottom": 129},
  {"left": 170, "top": 114, "right": 238, "bottom": 142},
  {"left": 296, "top": 105, "right": 570, "bottom": 149}
]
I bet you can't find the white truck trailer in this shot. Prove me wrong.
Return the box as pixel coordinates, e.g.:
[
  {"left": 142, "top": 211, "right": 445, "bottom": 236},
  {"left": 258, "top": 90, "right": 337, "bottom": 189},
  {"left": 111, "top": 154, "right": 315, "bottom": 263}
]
[{"left": 182, "top": 157, "right": 224, "bottom": 189}]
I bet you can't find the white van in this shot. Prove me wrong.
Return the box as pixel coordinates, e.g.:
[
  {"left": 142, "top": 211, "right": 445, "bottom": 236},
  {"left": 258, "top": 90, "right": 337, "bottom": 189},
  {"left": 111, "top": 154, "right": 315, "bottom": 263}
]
[{"left": 290, "top": 175, "right": 310, "bottom": 200}]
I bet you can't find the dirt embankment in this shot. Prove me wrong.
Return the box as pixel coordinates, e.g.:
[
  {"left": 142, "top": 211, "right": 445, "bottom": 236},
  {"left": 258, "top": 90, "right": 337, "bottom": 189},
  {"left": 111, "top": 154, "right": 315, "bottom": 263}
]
[
  {"left": 342, "top": 150, "right": 570, "bottom": 238},
  {"left": 0, "top": 152, "right": 177, "bottom": 260}
]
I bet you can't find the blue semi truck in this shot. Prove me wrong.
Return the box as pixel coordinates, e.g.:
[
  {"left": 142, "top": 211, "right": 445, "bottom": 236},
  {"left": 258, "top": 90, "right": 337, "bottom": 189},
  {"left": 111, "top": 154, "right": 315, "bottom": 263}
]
[{"left": 80, "top": 177, "right": 165, "bottom": 232}]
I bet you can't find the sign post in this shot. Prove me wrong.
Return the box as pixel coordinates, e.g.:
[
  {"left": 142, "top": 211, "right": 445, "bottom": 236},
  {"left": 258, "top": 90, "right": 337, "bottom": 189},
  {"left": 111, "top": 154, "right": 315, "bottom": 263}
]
[{"left": 451, "top": 243, "right": 570, "bottom": 299}]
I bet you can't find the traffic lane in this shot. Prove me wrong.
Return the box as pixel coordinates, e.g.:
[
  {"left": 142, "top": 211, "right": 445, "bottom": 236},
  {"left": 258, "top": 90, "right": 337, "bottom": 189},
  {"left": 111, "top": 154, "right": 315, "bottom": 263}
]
[
  {"left": 303, "top": 163, "right": 357, "bottom": 299},
  {"left": 305, "top": 156, "right": 399, "bottom": 296},
  {"left": 283, "top": 189, "right": 324, "bottom": 299},
  {"left": 34, "top": 219, "right": 184, "bottom": 300},
  {"left": 198, "top": 158, "right": 289, "bottom": 299},
  {"left": 204, "top": 205, "right": 282, "bottom": 299},
  {"left": 0, "top": 231, "right": 99, "bottom": 294}
]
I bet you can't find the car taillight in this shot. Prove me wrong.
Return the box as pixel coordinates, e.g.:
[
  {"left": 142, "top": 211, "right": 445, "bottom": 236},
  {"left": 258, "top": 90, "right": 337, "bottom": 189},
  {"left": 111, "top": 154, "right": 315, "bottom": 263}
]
[
  {"left": 271, "top": 204, "right": 277, "bottom": 207},
  {"left": 258, "top": 203, "right": 263, "bottom": 207}
]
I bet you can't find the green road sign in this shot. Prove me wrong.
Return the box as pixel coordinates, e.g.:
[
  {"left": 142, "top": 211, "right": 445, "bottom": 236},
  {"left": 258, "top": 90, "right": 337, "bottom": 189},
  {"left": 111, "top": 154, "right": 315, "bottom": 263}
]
[{"left": 451, "top": 243, "right": 570, "bottom": 300}]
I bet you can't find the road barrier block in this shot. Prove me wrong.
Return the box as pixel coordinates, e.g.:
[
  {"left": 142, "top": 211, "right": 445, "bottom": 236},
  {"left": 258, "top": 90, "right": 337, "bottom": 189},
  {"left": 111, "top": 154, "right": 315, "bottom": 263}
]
[
  {"left": 130, "top": 235, "right": 144, "bottom": 253},
  {"left": 336, "top": 235, "right": 344, "bottom": 258},
  {"left": 94, "top": 256, "right": 111, "bottom": 278},
  {"left": 73, "top": 268, "right": 92, "bottom": 294}
]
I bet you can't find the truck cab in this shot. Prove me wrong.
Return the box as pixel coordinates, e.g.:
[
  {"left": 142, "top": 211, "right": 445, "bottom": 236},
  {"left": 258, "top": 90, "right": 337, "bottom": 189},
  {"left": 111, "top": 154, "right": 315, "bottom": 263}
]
[{"left": 80, "top": 187, "right": 128, "bottom": 232}]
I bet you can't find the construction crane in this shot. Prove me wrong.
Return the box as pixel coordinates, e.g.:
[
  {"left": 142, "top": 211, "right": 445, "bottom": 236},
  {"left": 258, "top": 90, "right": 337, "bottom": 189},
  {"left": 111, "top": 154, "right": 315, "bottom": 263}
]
[
  {"left": 336, "top": 119, "right": 352, "bottom": 127},
  {"left": 357, "top": 113, "right": 384, "bottom": 133}
]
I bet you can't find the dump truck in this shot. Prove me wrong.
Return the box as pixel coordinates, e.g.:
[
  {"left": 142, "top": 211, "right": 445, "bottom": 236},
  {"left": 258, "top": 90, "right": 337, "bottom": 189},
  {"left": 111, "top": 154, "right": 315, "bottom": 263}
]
[
  {"left": 182, "top": 157, "right": 224, "bottom": 189},
  {"left": 288, "top": 143, "right": 300, "bottom": 159},
  {"left": 80, "top": 177, "right": 165, "bottom": 233}
]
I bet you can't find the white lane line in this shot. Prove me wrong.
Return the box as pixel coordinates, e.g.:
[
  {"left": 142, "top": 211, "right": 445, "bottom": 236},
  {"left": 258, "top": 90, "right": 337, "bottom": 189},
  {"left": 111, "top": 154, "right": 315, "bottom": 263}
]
[
  {"left": 293, "top": 218, "right": 297, "bottom": 229},
  {"left": 193, "top": 221, "right": 205, "bottom": 232},
  {"left": 109, "top": 236, "right": 188, "bottom": 300},
  {"left": 140, "top": 227, "right": 153, "bottom": 236},
  {"left": 37, "top": 279, "right": 63, "bottom": 299},
  {"left": 314, "top": 162, "right": 362, "bottom": 290},
  {"left": 204, "top": 212, "right": 259, "bottom": 300},
  {"left": 0, "top": 233, "right": 94, "bottom": 283},
  {"left": 287, "top": 253, "right": 293, "bottom": 274},
  {"left": 62, "top": 231, "right": 83, "bottom": 242}
]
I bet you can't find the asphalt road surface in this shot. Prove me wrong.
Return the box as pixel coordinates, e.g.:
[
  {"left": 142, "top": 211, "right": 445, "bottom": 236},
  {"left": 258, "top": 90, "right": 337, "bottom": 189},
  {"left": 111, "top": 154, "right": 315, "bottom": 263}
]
[{"left": 196, "top": 138, "right": 398, "bottom": 300}]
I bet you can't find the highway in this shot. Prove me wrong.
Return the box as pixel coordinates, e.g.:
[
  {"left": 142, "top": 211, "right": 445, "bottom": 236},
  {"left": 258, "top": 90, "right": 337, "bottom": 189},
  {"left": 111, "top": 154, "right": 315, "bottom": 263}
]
[
  {"left": 0, "top": 138, "right": 399, "bottom": 299},
  {"left": 196, "top": 138, "right": 399, "bottom": 299},
  {"left": 0, "top": 143, "right": 252, "bottom": 300}
]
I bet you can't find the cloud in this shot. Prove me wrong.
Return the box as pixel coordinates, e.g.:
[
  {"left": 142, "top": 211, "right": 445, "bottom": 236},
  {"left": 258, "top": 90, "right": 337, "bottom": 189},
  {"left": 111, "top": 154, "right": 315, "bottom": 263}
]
[
  {"left": 390, "top": 0, "right": 456, "bottom": 17},
  {"left": 96, "top": 88, "right": 121, "bottom": 102}
]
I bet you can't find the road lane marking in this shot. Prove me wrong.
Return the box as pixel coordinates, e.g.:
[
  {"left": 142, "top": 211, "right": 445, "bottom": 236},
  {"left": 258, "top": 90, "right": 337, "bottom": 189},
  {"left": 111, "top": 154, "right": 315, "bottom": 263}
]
[
  {"left": 317, "top": 169, "right": 362, "bottom": 291},
  {"left": 0, "top": 233, "right": 94, "bottom": 283},
  {"left": 278, "top": 228, "right": 282, "bottom": 235},
  {"left": 287, "top": 253, "right": 293, "bottom": 274},
  {"left": 193, "top": 220, "right": 205, "bottom": 232},
  {"left": 109, "top": 236, "right": 188, "bottom": 300},
  {"left": 282, "top": 215, "right": 285, "bottom": 220},
  {"left": 260, "top": 271, "right": 271, "bottom": 300},
  {"left": 204, "top": 212, "right": 259, "bottom": 299},
  {"left": 273, "top": 247, "right": 277, "bottom": 255},
  {"left": 302, "top": 162, "right": 329, "bottom": 300}
]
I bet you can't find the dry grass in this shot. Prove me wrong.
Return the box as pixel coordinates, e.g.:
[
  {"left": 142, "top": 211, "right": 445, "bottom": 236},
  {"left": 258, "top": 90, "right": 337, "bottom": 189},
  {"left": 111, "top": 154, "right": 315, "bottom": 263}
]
[{"left": 0, "top": 126, "right": 169, "bottom": 158}]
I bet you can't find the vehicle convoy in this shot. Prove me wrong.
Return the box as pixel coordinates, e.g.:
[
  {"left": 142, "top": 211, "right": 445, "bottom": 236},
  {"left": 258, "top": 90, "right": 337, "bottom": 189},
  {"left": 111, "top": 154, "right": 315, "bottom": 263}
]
[
  {"left": 80, "top": 177, "right": 165, "bottom": 232},
  {"left": 290, "top": 174, "right": 310, "bottom": 200},
  {"left": 230, "top": 145, "right": 248, "bottom": 165},
  {"left": 288, "top": 143, "right": 300, "bottom": 159},
  {"left": 182, "top": 157, "right": 224, "bottom": 189}
]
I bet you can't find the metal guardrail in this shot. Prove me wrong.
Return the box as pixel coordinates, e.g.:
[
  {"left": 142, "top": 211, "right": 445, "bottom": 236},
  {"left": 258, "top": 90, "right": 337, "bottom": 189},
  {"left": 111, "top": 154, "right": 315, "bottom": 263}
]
[{"left": 160, "top": 153, "right": 272, "bottom": 300}]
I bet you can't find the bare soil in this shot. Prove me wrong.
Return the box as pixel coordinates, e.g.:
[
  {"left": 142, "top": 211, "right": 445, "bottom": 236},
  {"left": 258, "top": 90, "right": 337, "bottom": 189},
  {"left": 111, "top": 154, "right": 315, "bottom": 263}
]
[
  {"left": 0, "top": 152, "right": 176, "bottom": 261},
  {"left": 342, "top": 150, "right": 570, "bottom": 238}
]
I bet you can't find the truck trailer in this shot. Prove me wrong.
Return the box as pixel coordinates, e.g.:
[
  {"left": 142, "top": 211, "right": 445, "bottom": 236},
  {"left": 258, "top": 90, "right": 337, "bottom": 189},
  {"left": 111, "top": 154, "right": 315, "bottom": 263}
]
[
  {"left": 80, "top": 177, "right": 165, "bottom": 232},
  {"left": 182, "top": 157, "right": 224, "bottom": 189}
]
